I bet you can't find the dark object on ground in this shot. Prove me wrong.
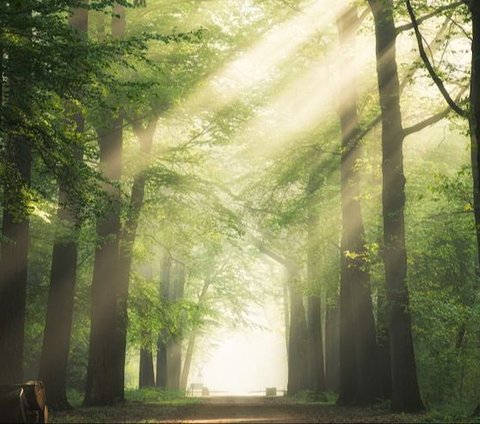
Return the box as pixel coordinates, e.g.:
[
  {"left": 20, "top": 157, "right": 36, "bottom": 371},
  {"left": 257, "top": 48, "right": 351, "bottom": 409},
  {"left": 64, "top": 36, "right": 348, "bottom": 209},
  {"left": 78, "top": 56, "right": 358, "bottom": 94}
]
[{"left": 0, "top": 381, "right": 48, "bottom": 423}]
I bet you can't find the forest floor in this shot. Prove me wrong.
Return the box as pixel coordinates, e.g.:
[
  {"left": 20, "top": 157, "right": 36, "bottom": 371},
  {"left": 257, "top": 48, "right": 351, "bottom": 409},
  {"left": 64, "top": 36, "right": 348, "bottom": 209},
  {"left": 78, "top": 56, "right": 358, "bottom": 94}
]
[{"left": 49, "top": 395, "right": 430, "bottom": 423}]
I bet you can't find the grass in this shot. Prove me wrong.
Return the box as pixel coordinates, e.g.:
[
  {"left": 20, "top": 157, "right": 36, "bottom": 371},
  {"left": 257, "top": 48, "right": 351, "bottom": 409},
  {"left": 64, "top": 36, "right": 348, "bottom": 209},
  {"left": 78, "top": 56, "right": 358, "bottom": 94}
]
[
  {"left": 125, "top": 387, "right": 199, "bottom": 405},
  {"left": 50, "top": 388, "right": 198, "bottom": 423}
]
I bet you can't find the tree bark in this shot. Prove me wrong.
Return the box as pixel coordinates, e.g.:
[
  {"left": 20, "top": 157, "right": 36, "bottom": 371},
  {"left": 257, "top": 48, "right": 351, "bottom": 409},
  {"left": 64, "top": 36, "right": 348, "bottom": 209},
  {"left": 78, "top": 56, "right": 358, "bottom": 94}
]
[
  {"left": 286, "top": 265, "right": 309, "bottom": 395},
  {"left": 113, "top": 119, "right": 157, "bottom": 400},
  {"left": 139, "top": 346, "right": 155, "bottom": 388},
  {"left": 336, "top": 6, "right": 379, "bottom": 406},
  {"left": 83, "top": 120, "right": 123, "bottom": 406},
  {"left": 368, "top": 0, "right": 424, "bottom": 412},
  {"left": 180, "top": 278, "right": 210, "bottom": 391},
  {"left": 283, "top": 279, "right": 290, "bottom": 358},
  {"left": 468, "top": 3, "right": 480, "bottom": 416},
  {"left": 180, "top": 334, "right": 195, "bottom": 391},
  {"left": 306, "top": 167, "right": 325, "bottom": 393},
  {"left": 167, "top": 263, "right": 185, "bottom": 391},
  {"left": 38, "top": 5, "right": 88, "bottom": 410},
  {"left": 376, "top": 286, "right": 392, "bottom": 400},
  {"left": 0, "top": 1, "right": 32, "bottom": 385},
  {"left": 469, "top": 4, "right": 480, "bottom": 270},
  {"left": 156, "top": 249, "right": 172, "bottom": 389},
  {"left": 84, "top": 3, "right": 125, "bottom": 406},
  {"left": 324, "top": 300, "right": 340, "bottom": 392}
]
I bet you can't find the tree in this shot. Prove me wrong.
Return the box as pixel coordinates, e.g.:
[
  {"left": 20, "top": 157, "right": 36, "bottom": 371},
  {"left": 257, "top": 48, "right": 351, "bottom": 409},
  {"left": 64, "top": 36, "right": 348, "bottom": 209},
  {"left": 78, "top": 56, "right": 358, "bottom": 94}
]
[
  {"left": 114, "top": 117, "right": 158, "bottom": 399},
  {"left": 368, "top": 0, "right": 424, "bottom": 412},
  {"left": 336, "top": 5, "right": 379, "bottom": 406},
  {"left": 84, "top": 2, "right": 126, "bottom": 406},
  {"left": 305, "top": 166, "right": 326, "bottom": 394},
  {"left": 38, "top": 4, "right": 88, "bottom": 410},
  {"left": 0, "top": 0, "right": 33, "bottom": 385},
  {"left": 156, "top": 248, "right": 172, "bottom": 389}
]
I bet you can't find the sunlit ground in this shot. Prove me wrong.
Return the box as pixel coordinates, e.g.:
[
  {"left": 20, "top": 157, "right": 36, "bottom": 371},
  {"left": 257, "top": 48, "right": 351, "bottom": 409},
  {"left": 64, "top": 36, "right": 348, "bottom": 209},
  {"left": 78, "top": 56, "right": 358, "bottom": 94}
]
[{"left": 189, "top": 300, "right": 287, "bottom": 396}]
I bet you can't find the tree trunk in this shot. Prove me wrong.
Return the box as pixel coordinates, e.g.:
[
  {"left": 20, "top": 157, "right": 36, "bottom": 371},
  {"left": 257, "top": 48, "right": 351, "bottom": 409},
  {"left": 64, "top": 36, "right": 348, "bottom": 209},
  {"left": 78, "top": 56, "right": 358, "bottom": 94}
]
[
  {"left": 470, "top": 4, "right": 480, "bottom": 270},
  {"left": 83, "top": 121, "right": 123, "bottom": 406},
  {"left": 469, "top": 3, "right": 480, "bottom": 416},
  {"left": 337, "top": 6, "right": 379, "bottom": 406},
  {"left": 286, "top": 265, "right": 309, "bottom": 395},
  {"left": 139, "top": 347, "right": 155, "bottom": 388},
  {"left": 324, "top": 300, "right": 340, "bottom": 392},
  {"left": 84, "top": 3, "right": 125, "bottom": 406},
  {"left": 180, "top": 334, "right": 196, "bottom": 391},
  {"left": 114, "top": 119, "right": 157, "bottom": 400},
  {"left": 368, "top": 0, "right": 424, "bottom": 412},
  {"left": 180, "top": 278, "right": 210, "bottom": 391},
  {"left": 156, "top": 249, "right": 172, "bottom": 389},
  {"left": 376, "top": 285, "right": 392, "bottom": 400},
  {"left": 0, "top": 2, "right": 32, "bottom": 385},
  {"left": 38, "top": 5, "right": 87, "bottom": 410},
  {"left": 306, "top": 167, "right": 325, "bottom": 393},
  {"left": 283, "top": 280, "right": 290, "bottom": 358},
  {"left": 167, "top": 263, "right": 186, "bottom": 391}
]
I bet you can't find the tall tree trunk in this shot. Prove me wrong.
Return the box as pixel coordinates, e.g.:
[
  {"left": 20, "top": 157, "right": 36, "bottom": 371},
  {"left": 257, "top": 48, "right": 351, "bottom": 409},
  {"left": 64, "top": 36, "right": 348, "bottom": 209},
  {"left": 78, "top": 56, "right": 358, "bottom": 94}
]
[
  {"left": 156, "top": 249, "right": 172, "bottom": 389},
  {"left": 38, "top": 5, "right": 88, "bottom": 410},
  {"left": 180, "top": 278, "right": 210, "bottom": 391},
  {"left": 114, "top": 119, "right": 157, "bottom": 400},
  {"left": 84, "top": 3, "right": 125, "bottom": 406},
  {"left": 470, "top": 4, "right": 480, "bottom": 270},
  {"left": 324, "top": 300, "right": 340, "bottom": 392},
  {"left": 306, "top": 167, "right": 325, "bottom": 393},
  {"left": 283, "top": 279, "right": 290, "bottom": 358},
  {"left": 376, "top": 286, "right": 392, "bottom": 400},
  {"left": 0, "top": 1, "right": 32, "bottom": 385},
  {"left": 286, "top": 265, "right": 309, "bottom": 395},
  {"left": 83, "top": 120, "right": 123, "bottom": 406},
  {"left": 139, "top": 346, "right": 155, "bottom": 388},
  {"left": 337, "top": 6, "right": 379, "bottom": 406},
  {"left": 180, "top": 334, "right": 196, "bottom": 391},
  {"left": 468, "top": 3, "right": 480, "bottom": 416},
  {"left": 167, "top": 263, "right": 185, "bottom": 391},
  {"left": 368, "top": 0, "right": 424, "bottom": 412}
]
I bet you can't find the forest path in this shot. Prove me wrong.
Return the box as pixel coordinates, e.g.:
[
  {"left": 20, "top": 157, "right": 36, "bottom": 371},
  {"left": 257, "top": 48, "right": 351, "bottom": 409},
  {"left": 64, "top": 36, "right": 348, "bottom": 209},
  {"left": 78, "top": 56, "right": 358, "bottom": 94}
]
[{"left": 50, "top": 395, "right": 426, "bottom": 423}]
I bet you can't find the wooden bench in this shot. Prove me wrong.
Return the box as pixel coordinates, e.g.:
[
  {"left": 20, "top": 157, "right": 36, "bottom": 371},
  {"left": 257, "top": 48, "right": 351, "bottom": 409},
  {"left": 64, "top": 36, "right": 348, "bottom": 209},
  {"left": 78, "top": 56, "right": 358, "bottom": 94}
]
[
  {"left": 189, "top": 383, "right": 204, "bottom": 397},
  {"left": 265, "top": 387, "right": 277, "bottom": 397},
  {"left": 0, "top": 381, "right": 48, "bottom": 423}
]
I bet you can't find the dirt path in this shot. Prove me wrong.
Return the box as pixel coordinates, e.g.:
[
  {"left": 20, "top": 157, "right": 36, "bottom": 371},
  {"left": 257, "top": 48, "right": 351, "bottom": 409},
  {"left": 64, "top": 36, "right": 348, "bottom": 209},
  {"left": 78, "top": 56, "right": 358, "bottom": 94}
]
[{"left": 51, "top": 396, "right": 426, "bottom": 423}]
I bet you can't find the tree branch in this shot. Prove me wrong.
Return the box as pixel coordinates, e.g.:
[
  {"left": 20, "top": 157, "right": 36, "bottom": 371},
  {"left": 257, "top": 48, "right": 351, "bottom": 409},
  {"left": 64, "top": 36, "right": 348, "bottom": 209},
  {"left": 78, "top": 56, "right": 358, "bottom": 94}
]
[
  {"left": 403, "top": 87, "right": 468, "bottom": 136},
  {"left": 396, "top": 1, "right": 463, "bottom": 33},
  {"left": 405, "top": 0, "right": 468, "bottom": 118},
  {"left": 403, "top": 106, "right": 453, "bottom": 136}
]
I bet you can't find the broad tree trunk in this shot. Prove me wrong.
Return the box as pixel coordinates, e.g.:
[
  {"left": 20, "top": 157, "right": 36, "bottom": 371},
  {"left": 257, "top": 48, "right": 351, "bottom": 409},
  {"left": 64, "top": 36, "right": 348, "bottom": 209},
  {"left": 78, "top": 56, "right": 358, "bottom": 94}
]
[
  {"left": 167, "top": 340, "right": 182, "bottom": 391},
  {"left": 468, "top": 3, "right": 480, "bottom": 416},
  {"left": 0, "top": 2, "right": 32, "bottom": 385},
  {"left": 156, "top": 249, "right": 172, "bottom": 389},
  {"left": 139, "top": 347, "right": 155, "bottom": 388},
  {"left": 286, "top": 265, "right": 309, "bottom": 395},
  {"left": 83, "top": 120, "right": 123, "bottom": 406},
  {"left": 324, "top": 300, "right": 340, "bottom": 392},
  {"left": 38, "top": 5, "right": 88, "bottom": 410},
  {"left": 114, "top": 119, "right": 157, "bottom": 400},
  {"left": 306, "top": 167, "right": 325, "bottom": 393},
  {"left": 470, "top": 5, "right": 480, "bottom": 269},
  {"left": 368, "top": 0, "right": 424, "bottom": 412},
  {"left": 84, "top": 3, "right": 125, "bottom": 406},
  {"left": 337, "top": 6, "right": 379, "bottom": 406}
]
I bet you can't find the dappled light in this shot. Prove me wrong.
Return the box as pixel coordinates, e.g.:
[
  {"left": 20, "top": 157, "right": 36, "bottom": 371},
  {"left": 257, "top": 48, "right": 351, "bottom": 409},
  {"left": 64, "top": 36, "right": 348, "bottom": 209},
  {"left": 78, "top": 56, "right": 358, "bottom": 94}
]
[{"left": 0, "top": 0, "right": 478, "bottom": 423}]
